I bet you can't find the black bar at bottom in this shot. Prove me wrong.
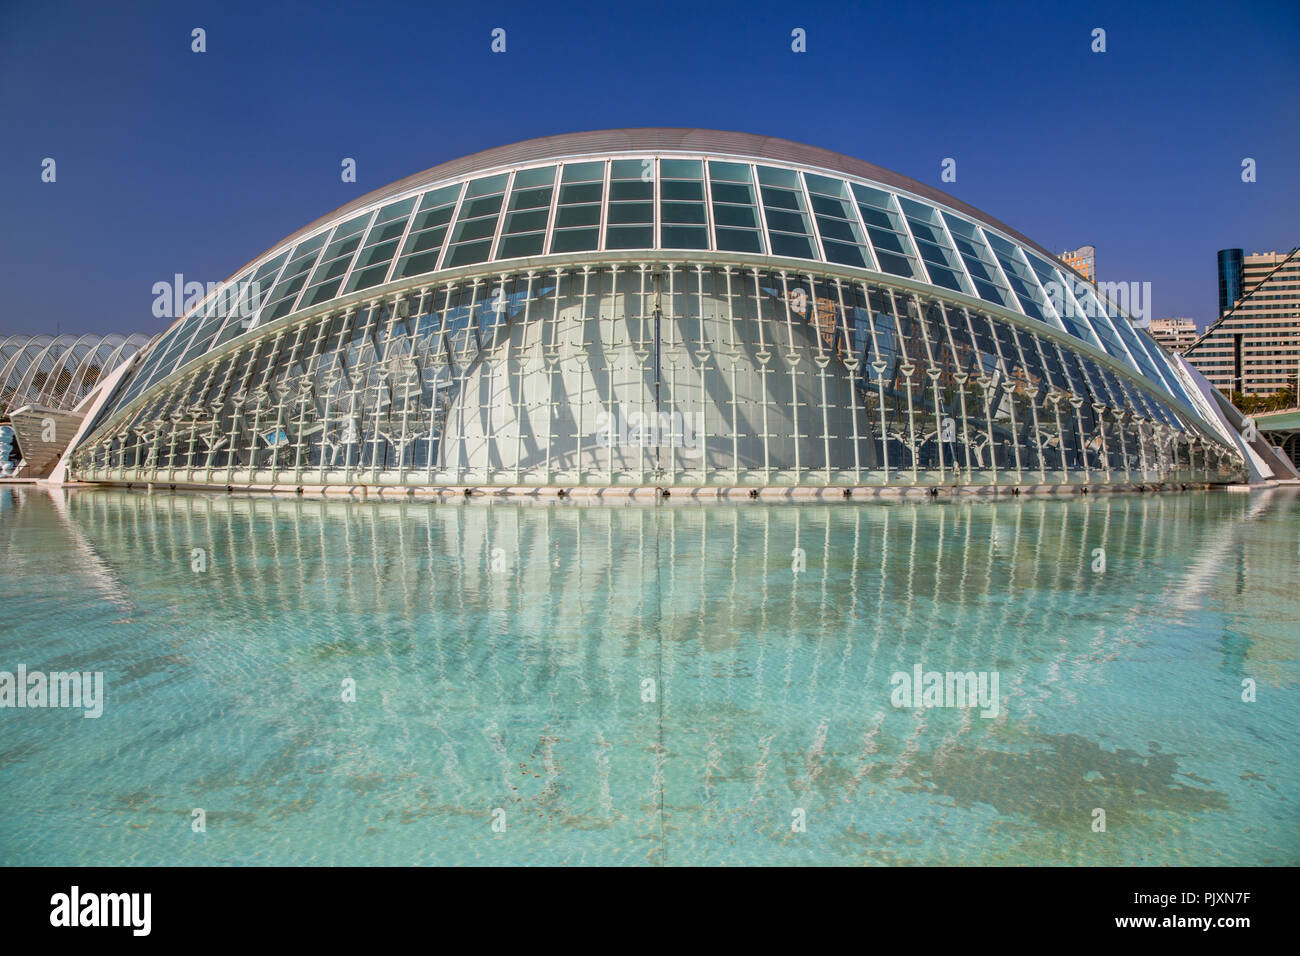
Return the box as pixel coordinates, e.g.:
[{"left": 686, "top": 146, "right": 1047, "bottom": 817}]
[{"left": 5, "top": 865, "right": 1285, "bottom": 943}]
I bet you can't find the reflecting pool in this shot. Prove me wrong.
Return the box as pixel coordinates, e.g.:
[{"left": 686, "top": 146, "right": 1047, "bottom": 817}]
[{"left": 0, "top": 485, "right": 1296, "bottom": 865}]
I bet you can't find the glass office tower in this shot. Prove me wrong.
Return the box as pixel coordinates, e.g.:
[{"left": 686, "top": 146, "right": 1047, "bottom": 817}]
[{"left": 1218, "top": 248, "right": 1245, "bottom": 318}]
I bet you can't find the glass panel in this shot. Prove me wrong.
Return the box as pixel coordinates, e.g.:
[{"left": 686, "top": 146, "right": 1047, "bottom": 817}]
[
  {"left": 604, "top": 159, "right": 654, "bottom": 251},
  {"left": 1023, "top": 256, "right": 1100, "bottom": 348},
  {"left": 508, "top": 188, "right": 553, "bottom": 212},
  {"left": 943, "top": 215, "right": 1015, "bottom": 308},
  {"left": 512, "top": 165, "right": 556, "bottom": 189},
  {"left": 459, "top": 195, "right": 504, "bottom": 220},
  {"left": 409, "top": 206, "right": 452, "bottom": 232},
  {"left": 764, "top": 209, "right": 806, "bottom": 233},
  {"left": 610, "top": 180, "right": 653, "bottom": 201},
  {"left": 450, "top": 217, "right": 498, "bottom": 244},
  {"left": 852, "top": 185, "right": 918, "bottom": 279},
  {"left": 247, "top": 232, "right": 329, "bottom": 327},
  {"left": 984, "top": 232, "right": 1055, "bottom": 324},
  {"left": 374, "top": 197, "right": 416, "bottom": 224},
  {"left": 769, "top": 233, "right": 814, "bottom": 259},
  {"left": 556, "top": 205, "right": 600, "bottom": 228},
  {"left": 299, "top": 213, "right": 375, "bottom": 308},
  {"left": 444, "top": 240, "right": 494, "bottom": 267},
  {"left": 806, "top": 173, "right": 870, "bottom": 269},
  {"left": 713, "top": 204, "right": 757, "bottom": 228},
  {"left": 660, "top": 225, "right": 708, "bottom": 250},
  {"left": 756, "top": 165, "right": 799, "bottom": 188},
  {"left": 606, "top": 225, "right": 653, "bottom": 249},
  {"left": 495, "top": 169, "right": 556, "bottom": 262},
  {"left": 443, "top": 176, "right": 507, "bottom": 269},
  {"left": 551, "top": 228, "right": 599, "bottom": 253},
  {"left": 504, "top": 209, "right": 548, "bottom": 233},
  {"left": 497, "top": 233, "right": 545, "bottom": 258},
  {"left": 897, "top": 197, "right": 970, "bottom": 295},
  {"left": 660, "top": 160, "right": 707, "bottom": 249},
  {"left": 822, "top": 240, "right": 867, "bottom": 268},
  {"left": 391, "top": 184, "right": 462, "bottom": 281},
  {"left": 608, "top": 202, "right": 653, "bottom": 224},
  {"left": 418, "top": 185, "right": 461, "bottom": 212},
  {"left": 715, "top": 227, "right": 763, "bottom": 253},
  {"left": 661, "top": 201, "right": 706, "bottom": 224},
  {"left": 560, "top": 182, "right": 602, "bottom": 204},
  {"left": 342, "top": 202, "right": 418, "bottom": 295},
  {"left": 610, "top": 158, "right": 650, "bottom": 180},
  {"left": 711, "top": 182, "right": 754, "bottom": 206},
  {"left": 561, "top": 161, "right": 604, "bottom": 183},
  {"left": 712, "top": 171, "right": 759, "bottom": 254},
  {"left": 758, "top": 173, "right": 815, "bottom": 261},
  {"left": 464, "top": 173, "right": 509, "bottom": 198},
  {"left": 661, "top": 180, "right": 703, "bottom": 201},
  {"left": 708, "top": 161, "right": 751, "bottom": 183},
  {"left": 803, "top": 172, "right": 845, "bottom": 197},
  {"left": 660, "top": 158, "right": 703, "bottom": 179}
]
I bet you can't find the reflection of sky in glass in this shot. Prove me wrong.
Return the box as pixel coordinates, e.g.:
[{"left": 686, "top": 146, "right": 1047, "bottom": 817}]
[{"left": 1, "top": 486, "right": 1296, "bottom": 865}]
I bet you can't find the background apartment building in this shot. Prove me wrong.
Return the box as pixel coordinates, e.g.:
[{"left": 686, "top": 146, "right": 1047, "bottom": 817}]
[
  {"left": 1184, "top": 248, "right": 1300, "bottom": 397},
  {"left": 1149, "top": 317, "right": 1198, "bottom": 354},
  {"left": 1059, "top": 244, "right": 1096, "bottom": 282}
]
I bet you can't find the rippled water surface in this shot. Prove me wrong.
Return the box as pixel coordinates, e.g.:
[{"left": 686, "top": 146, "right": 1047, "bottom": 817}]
[{"left": 1, "top": 485, "right": 1297, "bottom": 865}]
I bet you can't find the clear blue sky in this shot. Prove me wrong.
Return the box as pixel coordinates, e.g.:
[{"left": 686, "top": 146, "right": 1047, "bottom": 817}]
[{"left": 2, "top": 0, "right": 1296, "bottom": 337}]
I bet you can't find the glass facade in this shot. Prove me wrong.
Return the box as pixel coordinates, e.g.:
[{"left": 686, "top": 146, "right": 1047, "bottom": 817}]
[
  {"left": 1218, "top": 248, "right": 1244, "bottom": 317},
  {"left": 68, "top": 133, "right": 1246, "bottom": 489}
]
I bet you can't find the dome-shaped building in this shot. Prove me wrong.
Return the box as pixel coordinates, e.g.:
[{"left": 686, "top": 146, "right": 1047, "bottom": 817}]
[{"left": 67, "top": 130, "right": 1248, "bottom": 491}]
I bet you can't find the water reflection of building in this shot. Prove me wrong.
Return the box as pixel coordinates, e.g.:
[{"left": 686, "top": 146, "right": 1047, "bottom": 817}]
[{"left": 7, "top": 485, "right": 1281, "bottom": 864}]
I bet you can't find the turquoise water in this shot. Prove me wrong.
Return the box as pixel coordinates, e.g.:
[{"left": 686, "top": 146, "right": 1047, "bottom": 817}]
[{"left": 1, "top": 485, "right": 1296, "bottom": 866}]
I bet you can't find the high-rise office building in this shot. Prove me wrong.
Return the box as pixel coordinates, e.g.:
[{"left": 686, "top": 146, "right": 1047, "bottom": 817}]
[
  {"left": 1149, "top": 317, "right": 1199, "bottom": 354},
  {"left": 1060, "top": 245, "right": 1096, "bottom": 282},
  {"left": 1185, "top": 249, "right": 1300, "bottom": 396}
]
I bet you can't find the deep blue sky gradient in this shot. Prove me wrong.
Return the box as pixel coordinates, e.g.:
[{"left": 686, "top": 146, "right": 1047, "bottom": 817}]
[{"left": 2, "top": 0, "right": 1297, "bottom": 337}]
